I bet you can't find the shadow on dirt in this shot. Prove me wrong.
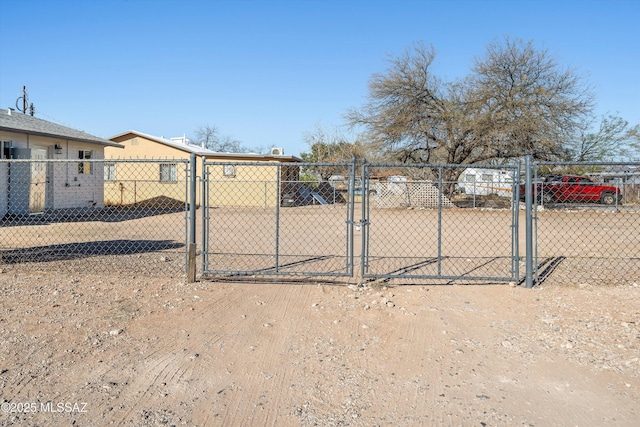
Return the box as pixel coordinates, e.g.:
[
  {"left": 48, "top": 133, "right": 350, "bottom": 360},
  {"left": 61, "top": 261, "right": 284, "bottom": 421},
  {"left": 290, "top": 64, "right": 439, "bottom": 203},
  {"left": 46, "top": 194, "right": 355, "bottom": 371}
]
[
  {"left": 1, "top": 197, "right": 187, "bottom": 227},
  {"left": 0, "top": 239, "right": 184, "bottom": 263}
]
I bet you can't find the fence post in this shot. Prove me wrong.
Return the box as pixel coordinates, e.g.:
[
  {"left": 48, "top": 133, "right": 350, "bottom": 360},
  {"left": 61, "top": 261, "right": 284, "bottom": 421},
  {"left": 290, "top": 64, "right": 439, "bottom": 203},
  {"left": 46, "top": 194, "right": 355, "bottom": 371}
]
[
  {"left": 513, "top": 165, "right": 521, "bottom": 282},
  {"left": 525, "top": 154, "right": 534, "bottom": 288},
  {"left": 275, "top": 164, "right": 281, "bottom": 272},
  {"left": 360, "top": 159, "right": 368, "bottom": 279},
  {"left": 437, "top": 166, "right": 443, "bottom": 276},
  {"left": 201, "top": 156, "right": 209, "bottom": 275},
  {"left": 347, "top": 157, "right": 357, "bottom": 275},
  {"left": 187, "top": 153, "right": 197, "bottom": 283}
]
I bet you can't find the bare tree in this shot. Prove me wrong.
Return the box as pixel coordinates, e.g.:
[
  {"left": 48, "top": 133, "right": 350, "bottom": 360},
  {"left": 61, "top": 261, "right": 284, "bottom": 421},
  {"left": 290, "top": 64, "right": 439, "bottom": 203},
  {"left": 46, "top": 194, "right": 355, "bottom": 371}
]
[
  {"left": 191, "top": 124, "right": 247, "bottom": 152},
  {"left": 626, "top": 126, "right": 640, "bottom": 161},
  {"left": 300, "top": 124, "right": 354, "bottom": 180},
  {"left": 565, "top": 113, "right": 640, "bottom": 161},
  {"left": 346, "top": 38, "right": 595, "bottom": 194},
  {"left": 300, "top": 124, "right": 383, "bottom": 180}
]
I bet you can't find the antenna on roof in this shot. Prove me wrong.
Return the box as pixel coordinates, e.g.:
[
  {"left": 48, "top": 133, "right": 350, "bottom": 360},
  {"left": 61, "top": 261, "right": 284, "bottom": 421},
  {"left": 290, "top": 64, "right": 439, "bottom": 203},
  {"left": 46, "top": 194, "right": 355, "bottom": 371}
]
[{"left": 16, "top": 86, "right": 35, "bottom": 116}]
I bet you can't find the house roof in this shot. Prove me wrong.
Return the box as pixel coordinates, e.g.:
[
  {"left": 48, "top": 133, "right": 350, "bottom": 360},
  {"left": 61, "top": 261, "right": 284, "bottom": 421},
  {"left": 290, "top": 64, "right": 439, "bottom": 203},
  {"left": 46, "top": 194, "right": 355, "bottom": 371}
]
[
  {"left": 109, "top": 130, "right": 302, "bottom": 162},
  {"left": 0, "top": 108, "right": 122, "bottom": 148}
]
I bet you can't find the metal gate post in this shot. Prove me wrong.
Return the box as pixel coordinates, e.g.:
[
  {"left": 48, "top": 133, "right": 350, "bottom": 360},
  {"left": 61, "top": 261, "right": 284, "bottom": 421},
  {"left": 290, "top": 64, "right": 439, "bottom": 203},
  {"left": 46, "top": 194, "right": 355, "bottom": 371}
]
[
  {"left": 346, "top": 158, "right": 356, "bottom": 275},
  {"left": 360, "top": 159, "right": 369, "bottom": 278},
  {"left": 512, "top": 165, "right": 521, "bottom": 281},
  {"left": 275, "top": 164, "right": 281, "bottom": 272},
  {"left": 525, "top": 155, "right": 534, "bottom": 288},
  {"left": 533, "top": 166, "right": 539, "bottom": 285},
  {"left": 187, "top": 153, "right": 197, "bottom": 282},
  {"left": 437, "top": 166, "right": 443, "bottom": 276},
  {"left": 189, "top": 154, "right": 197, "bottom": 245},
  {"left": 201, "top": 157, "right": 209, "bottom": 274}
]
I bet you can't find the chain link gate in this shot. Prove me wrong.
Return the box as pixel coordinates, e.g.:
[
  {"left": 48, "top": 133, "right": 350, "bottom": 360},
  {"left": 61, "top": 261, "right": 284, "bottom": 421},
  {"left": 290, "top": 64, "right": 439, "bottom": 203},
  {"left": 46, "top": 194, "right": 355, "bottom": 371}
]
[
  {"left": 201, "top": 160, "right": 357, "bottom": 279},
  {"left": 194, "top": 158, "right": 640, "bottom": 286},
  {"left": 201, "top": 159, "right": 523, "bottom": 284},
  {"left": 359, "top": 162, "right": 522, "bottom": 283}
]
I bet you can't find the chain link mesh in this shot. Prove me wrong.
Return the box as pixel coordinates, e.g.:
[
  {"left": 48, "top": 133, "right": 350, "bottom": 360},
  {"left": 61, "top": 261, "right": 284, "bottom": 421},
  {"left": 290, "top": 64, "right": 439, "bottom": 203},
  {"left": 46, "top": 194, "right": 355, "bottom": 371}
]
[
  {"left": 0, "top": 159, "right": 189, "bottom": 276},
  {"left": 362, "top": 163, "right": 520, "bottom": 282},
  {"left": 2, "top": 157, "right": 638, "bottom": 285},
  {"left": 202, "top": 162, "right": 355, "bottom": 278},
  {"left": 531, "top": 161, "right": 640, "bottom": 285}
]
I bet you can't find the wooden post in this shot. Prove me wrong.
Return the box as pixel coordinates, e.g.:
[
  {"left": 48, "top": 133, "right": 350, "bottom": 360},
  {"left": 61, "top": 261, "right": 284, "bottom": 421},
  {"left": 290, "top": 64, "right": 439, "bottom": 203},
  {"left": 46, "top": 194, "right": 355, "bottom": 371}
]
[{"left": 187, "top": 243, "right": 197, "bottom": 283}]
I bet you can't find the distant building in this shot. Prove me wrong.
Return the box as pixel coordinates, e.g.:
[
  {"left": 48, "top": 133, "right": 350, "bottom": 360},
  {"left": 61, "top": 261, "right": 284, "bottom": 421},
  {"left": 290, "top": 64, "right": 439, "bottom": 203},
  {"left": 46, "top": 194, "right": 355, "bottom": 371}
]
[{"left": 105, "top": 130, "right": 302, "bottom": 207}]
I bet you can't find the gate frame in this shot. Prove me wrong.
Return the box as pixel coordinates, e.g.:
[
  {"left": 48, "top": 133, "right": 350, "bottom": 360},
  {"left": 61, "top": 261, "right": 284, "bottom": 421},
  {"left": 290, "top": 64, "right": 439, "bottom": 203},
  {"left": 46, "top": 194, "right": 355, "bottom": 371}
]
[
  {"left": 359, "top": 160, "right": 522, "bottom": 283},
  {"left": 201, "top": 159, "right": 357, "bottom": 278}
]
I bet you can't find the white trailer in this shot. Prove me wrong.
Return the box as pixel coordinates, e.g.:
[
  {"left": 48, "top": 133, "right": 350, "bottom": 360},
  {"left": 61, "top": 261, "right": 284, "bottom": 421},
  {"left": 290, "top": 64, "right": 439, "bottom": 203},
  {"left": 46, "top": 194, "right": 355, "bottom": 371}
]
[{"left": 458, "top": 168, "right": 515, "bottom": 197}]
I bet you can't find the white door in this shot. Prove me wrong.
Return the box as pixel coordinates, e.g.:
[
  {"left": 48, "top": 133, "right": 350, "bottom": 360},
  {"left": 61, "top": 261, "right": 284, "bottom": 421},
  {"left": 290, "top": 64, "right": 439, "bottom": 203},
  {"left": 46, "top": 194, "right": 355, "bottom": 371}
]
[{"left": 29, "top": 148, "right": 47, "bottom": 213}]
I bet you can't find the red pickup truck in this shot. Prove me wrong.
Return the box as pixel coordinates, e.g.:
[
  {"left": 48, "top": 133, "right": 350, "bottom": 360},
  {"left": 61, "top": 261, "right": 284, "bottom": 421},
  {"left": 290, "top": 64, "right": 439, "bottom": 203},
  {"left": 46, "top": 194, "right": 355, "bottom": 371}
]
[{"left": 520, "top": 175, "right": 622, "bottom": 205}]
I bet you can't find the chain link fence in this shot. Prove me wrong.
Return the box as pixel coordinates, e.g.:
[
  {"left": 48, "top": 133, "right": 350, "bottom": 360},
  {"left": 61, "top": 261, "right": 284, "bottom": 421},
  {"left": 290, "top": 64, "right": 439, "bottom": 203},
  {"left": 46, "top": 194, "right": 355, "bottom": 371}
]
[
  {"left": 2, "top": 157, "right": 639, "bottom": 286},
  {"left": 530, "top": 161, "right": 640, "bottom": 286},
  {"left": 0, "top": 159, "right": 191, "bottom": 277}
]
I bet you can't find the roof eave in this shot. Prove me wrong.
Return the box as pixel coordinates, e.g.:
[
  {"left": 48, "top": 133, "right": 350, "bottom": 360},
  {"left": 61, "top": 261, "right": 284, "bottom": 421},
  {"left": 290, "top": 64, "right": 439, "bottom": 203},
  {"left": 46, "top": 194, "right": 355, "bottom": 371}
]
[{"left": 0, "top": 125, "right": 124, "bottom": 148}]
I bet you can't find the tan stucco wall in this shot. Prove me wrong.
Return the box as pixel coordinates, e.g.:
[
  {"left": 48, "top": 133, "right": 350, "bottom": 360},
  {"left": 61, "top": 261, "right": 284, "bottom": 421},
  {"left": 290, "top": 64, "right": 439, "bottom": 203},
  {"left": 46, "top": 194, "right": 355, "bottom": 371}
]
[
  {"left": 105, "top": 135, "right": 192, "bottom": 161},
  {"left": 103, "top": 160, "right": 189, "bottom": 207},
  {"left": 105, "top": 134, "right": 300, "bottom": 208},
  {"left": 206, "top": 163, "right": 279, "bottom": 208},
  {"left": 104, "top": 135, "right": 193, "bottom": 206}
]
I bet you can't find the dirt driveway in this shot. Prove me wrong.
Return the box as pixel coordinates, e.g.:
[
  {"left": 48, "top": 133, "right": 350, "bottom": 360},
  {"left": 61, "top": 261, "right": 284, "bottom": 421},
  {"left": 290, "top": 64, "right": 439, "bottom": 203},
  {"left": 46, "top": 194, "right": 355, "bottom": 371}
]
[{"left": 1, "top": 255, "right": 639, "bottom": 426}]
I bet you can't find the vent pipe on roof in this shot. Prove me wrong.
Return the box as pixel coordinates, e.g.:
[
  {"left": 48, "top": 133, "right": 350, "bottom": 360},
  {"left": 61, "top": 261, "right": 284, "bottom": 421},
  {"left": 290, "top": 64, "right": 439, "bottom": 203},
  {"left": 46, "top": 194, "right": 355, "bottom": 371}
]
[{"left": 7, "top": 108, "right": 12, "bottom": 115}]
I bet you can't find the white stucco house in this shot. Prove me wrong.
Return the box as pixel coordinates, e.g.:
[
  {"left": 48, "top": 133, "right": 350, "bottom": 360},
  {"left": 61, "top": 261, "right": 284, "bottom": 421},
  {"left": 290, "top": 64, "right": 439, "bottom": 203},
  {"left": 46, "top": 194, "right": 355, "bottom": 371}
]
[{"left": 0, "top": 108, "right": 122, "bottom": 217}]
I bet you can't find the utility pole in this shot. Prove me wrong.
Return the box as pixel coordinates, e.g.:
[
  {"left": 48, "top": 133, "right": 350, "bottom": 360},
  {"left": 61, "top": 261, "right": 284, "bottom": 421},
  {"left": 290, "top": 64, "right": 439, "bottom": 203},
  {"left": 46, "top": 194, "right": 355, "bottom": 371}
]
[{"left": 16, "top": 86, "right": 34, "bottom": 115}]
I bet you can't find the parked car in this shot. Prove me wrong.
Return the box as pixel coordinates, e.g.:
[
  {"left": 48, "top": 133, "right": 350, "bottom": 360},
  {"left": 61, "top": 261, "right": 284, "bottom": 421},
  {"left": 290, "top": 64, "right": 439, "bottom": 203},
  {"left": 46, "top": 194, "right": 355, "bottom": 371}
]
[{"left": 520, "top": 175, "right": 622, "bottom": 205}]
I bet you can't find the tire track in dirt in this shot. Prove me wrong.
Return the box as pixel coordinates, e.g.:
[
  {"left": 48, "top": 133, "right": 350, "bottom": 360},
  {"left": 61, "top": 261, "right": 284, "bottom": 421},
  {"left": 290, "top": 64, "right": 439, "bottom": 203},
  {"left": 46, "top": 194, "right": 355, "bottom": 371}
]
[
  {"left": 258, "top": 284, "right": 314, "bottom": 425},
  {"left": 107, "top": 283, "right": 321, "bottom": 426},
  {"left": 110, "top": 283, "right": 250, "bottom": 425},
  {"left": 352, "top": 286, "right": 449, "bottom": 425},
  {"left": 208, "top": 284, "right": 318, "bottom": 426},
  {"left": 424, "top": 286, "right": 640, "bottom": 426}
]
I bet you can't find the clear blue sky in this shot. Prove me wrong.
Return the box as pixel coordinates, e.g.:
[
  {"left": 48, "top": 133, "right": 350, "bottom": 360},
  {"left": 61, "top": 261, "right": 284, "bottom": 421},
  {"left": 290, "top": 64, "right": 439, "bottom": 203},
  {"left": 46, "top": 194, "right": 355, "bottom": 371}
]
[{"left": 1, "top": 0, "right": 638, "bottom": 156}]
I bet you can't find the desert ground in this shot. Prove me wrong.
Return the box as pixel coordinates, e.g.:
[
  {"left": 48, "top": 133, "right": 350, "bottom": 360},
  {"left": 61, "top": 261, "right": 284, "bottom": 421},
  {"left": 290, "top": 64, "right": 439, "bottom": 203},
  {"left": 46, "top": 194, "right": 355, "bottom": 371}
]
[
  {"left": 1, "top": 203, "right": 639, "bottom": 426},
  {"left": 1, "top": 251, "right": 639, "bottom": 426}
]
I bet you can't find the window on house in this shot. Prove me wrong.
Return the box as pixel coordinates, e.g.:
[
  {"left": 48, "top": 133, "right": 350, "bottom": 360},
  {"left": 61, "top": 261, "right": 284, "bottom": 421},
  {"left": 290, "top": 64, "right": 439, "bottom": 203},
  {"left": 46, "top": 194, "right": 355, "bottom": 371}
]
[
  {"left": 2, "top": 141, "right": 12, "bottom": 159},
  {"left": 465, "top": 174, "right": 476, "bottom": 182},
  {"left": 160, "top": 163, "right": 177, "bottom": 182},
  {"left": 223, "top": 164, "right": 236, "bottom": 178},
  {"left": 104, "top": 163, "right": 116, "bottom": 181},
  {"left": 78, "top": 150, "right": 93, "bottom": 174},
  {"left": 481, "top": 174, "right": 494, "bottom": 182}
]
